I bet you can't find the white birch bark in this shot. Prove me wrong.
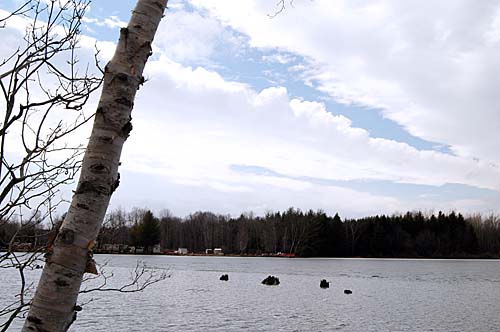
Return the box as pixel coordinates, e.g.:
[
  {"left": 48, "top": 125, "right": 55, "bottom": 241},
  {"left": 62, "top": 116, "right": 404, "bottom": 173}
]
[{"left": 22, "top": 0, "right": 168, "bottom": 330}]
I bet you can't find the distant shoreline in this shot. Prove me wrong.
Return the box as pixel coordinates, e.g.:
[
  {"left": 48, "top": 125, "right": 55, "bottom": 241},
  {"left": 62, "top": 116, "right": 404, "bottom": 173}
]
[
  {"left": 91, "top": 252, "right": 500, "bottom": 259},
  {"left": 3, "top": 250, "right": 497, "bottom": 259}
]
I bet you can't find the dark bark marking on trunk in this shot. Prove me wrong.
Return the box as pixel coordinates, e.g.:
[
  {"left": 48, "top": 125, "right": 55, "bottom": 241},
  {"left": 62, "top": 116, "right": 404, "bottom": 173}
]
[
  {"left": 98, "top": 135, "right": 113, "bottom": 144},
  {"left": 54, "top": 278, "right": 70, "bottom": 287},
  {"left": 26, "top": 316, "right": 42, "bottom": 324},
  {"left": 75, "top": 181, "right": 110, "bottom": 195},
  {"left": 76, "top": 203, "right": 89, "bottom": 210},
  {"left": 120, "top": 121, "right": 133, "bottom": 137},
  {"left": 140, "top": 41, "right": 153, "bottom": 64},
  {"left": 153, "top": 0, "right": 164, "bottom": 10},
  {"left": 89, "top": 163, "right": 109, "bottom": 174},
  {"left": 141, "top": 41, "right": 152, "bottom": 51},
  {"left": 115, "top": 72, "right": 130, "bottom": 83},
  {"left": 111, "top": 172, "right": 120, "bottom": 193},
  {"left": 120, "top": 27, "right": 129, "bottom": 44},
  {"left": 138, "top": 76, "right": 145, "bottom": 89},
  {"left": 95, "top": 108, "right": 108, "bottom": 123}
]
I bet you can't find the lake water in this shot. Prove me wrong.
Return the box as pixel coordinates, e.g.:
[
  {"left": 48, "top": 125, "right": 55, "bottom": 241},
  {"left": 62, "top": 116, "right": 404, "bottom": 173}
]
[{"left": 2, "top": 255, "right": 500, "bottom": 331}]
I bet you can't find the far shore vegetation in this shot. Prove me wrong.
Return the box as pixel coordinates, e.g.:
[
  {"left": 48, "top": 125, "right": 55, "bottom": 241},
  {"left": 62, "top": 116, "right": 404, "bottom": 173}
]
[{"left": 2, "top": 208, "right": 499, "bottom": 259}]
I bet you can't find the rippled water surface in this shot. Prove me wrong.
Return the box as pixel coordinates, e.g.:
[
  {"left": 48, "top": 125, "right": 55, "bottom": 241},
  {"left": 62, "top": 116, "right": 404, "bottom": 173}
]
[{"left": 2, "top": 256, "right": 500, "bottom": 331}]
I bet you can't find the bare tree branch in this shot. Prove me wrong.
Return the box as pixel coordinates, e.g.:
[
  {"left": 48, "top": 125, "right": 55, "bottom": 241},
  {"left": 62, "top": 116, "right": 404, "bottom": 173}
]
[
  {"left": 79, "top": 260, "right": 170, "bottom": 295},
  {"left": 268, "top": 0, "right": 295, "bottom": 18}
]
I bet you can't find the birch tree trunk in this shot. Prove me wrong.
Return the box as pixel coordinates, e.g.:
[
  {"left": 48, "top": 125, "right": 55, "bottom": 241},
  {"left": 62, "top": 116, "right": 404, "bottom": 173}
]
[{"left": 22, "top": 1, "right": 168, "bottom": 330}]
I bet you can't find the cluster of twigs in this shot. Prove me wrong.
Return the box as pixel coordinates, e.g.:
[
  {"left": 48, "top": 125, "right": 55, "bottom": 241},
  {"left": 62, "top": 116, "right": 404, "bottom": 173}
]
[{"left": 0, "top": 0, "right": 102, "bottom": 225}]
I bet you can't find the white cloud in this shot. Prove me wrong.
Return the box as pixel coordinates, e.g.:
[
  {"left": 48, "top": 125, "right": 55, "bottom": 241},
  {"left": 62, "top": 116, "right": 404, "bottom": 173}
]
[
  {"left": 152, "top": 8, "right": 239, "bottom": 63},
  {"left": 108, "top": 55, "right": 500, "bottom": 216},
  {"left": 262, "top": 53, "right": 295, "bottom": 64},
  {"left": 113, "top": 168, "right": 402, "bottom": 218},
  {"left": 191, "top": 0, "right": 500, "bottom": 168},
  {"left": 82, "top": 15, "right": 126, "bottom": 29}
]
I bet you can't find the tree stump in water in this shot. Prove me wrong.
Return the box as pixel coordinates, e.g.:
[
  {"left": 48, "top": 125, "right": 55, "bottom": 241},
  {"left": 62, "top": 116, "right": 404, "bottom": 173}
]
[{"left": 261, "top": 275, "right": 280, "bottom": 285}]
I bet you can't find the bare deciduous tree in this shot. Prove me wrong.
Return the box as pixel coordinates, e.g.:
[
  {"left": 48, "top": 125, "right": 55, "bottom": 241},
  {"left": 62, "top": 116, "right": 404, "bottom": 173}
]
[{"left": 0, "top": 0, "right": 102, "bottom": 223}]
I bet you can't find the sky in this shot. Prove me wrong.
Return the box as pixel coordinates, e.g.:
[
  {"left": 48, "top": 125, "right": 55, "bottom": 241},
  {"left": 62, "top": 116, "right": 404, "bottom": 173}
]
[{"left": 1, "top": 0, "right": 500, "bottom": 218}]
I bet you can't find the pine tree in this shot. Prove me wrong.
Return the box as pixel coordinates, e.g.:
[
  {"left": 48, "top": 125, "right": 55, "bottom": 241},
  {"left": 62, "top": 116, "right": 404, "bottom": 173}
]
[{"left": 141, "top": 211, "right": 160, "bottom": 252}]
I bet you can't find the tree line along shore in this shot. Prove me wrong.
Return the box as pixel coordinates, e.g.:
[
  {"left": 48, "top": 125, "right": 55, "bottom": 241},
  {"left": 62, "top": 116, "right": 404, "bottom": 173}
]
[{"left": 2, "top": 208, "right": 499, "bottom": 258}]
